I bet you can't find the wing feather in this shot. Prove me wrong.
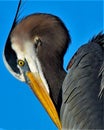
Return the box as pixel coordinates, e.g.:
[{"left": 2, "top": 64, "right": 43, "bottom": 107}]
[{"left": 60, "top": 41, "right": 104, "bottom": 129}]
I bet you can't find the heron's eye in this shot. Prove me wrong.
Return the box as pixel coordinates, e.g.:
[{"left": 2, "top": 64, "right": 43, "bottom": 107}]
[{"left": 18, "top": 60, "right": 25, "bottom": 67}]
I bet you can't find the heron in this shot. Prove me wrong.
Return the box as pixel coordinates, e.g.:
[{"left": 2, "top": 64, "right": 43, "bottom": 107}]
[{"left": 3, "top": 13, "right": 104, "bottom": 130}]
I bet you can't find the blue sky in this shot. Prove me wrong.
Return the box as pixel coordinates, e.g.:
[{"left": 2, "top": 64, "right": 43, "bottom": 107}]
[{"left": 0, "top": 0, "right": 103, "bottom": 130}]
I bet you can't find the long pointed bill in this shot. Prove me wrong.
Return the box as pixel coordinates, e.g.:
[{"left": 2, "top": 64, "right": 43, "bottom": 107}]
[{"left": 26, "top": 72, "right": 62, "bottom": 130}]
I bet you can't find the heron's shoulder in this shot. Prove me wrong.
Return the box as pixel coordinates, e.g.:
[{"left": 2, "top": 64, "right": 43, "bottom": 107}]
[
  {"left": 67, "top": 32, "right": 104, "bottom": 70},
  {"left": 63, "top": 32, "right": 104, "bottom": 100}
]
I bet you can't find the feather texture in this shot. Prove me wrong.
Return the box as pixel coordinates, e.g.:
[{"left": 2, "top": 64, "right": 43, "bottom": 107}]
[{"left": 61, "top": 35, "right": 104, "bottom": 129}]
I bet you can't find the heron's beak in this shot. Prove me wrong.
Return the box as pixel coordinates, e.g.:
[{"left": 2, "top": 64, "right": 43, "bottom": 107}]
[
  {"left": 20, "top": 60, "right": 62, "bottom": 130},
  {"left": 26, "top": 72, "right": 62, "bottom": 130}
]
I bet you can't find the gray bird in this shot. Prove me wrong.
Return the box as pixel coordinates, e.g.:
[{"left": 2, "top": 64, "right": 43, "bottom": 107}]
[{"left": 3, "top": 13, "right": 104, "bottom": 130}]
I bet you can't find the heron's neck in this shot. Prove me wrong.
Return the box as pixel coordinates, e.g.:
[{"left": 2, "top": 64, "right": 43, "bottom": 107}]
[{"left": 42, "top": 60, "right": 66, "bottom": 114}]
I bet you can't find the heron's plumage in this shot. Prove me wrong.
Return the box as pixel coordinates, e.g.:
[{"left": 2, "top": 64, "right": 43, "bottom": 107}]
[{"left": 61, "top": 33, "right": 104, "bottom": 129}]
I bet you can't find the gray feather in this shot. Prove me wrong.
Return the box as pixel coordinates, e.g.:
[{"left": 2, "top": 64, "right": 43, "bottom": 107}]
[{"left": 60, "top": 42, "right": 104, "bottom": 129}]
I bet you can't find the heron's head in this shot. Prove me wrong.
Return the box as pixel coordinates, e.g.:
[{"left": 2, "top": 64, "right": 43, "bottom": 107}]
[
  {"left": 4, "top": 13, "right": 70, "bottom": 90},
  {"left": 3, "top": 13, "right": 70, "bottom": 129}
]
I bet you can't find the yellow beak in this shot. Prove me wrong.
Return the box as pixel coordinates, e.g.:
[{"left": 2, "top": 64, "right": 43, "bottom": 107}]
[{"left": 26, "top": 72, "right": 62, "bottom": 130}]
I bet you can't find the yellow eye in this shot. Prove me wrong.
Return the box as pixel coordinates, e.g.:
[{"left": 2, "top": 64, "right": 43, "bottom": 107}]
[{"left": 18, "top": 60, "right": 25, "bottom": 67}]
